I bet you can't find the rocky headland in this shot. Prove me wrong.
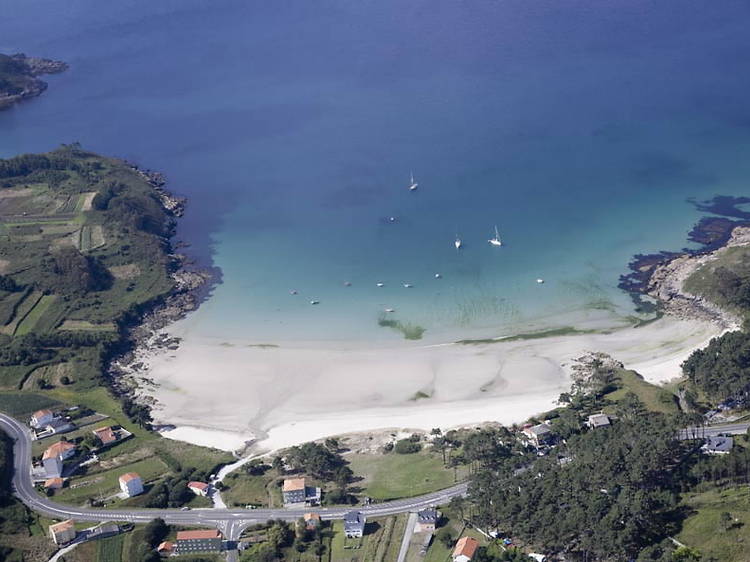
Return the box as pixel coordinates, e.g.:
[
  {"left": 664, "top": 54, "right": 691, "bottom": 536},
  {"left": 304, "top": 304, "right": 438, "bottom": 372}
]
[
  {"left": 620, "top": 196, "right": 750, "bottom": 330},
  {"left": 0, "top": 53, "right": 68, "bottom": 110}
]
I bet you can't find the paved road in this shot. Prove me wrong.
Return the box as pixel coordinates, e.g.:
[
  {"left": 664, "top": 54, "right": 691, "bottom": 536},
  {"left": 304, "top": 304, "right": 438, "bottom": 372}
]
[
  {"left": 396, "top": 511, "right": 418, "bottom": 562},
  {"left": 0, "top": 413, "right": 467, "bottom": 541},
  {"left": 678, "top": 422, "right": 750, "bottom": 440}
]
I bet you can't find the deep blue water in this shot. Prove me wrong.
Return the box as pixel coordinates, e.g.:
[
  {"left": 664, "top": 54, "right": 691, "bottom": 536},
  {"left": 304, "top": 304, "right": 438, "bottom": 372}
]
[{"left": 2, "top": 0, "right": 750, "bottom": 343}]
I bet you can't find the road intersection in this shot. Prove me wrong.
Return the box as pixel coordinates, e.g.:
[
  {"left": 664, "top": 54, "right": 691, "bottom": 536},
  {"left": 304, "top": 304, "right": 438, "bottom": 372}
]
[{"left": 0, "top": 413, "right": 467, "bottom": 541}]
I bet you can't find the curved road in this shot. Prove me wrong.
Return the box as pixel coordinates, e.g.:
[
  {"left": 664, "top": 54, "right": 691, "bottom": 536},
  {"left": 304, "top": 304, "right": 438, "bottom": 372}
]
[{"left": 0, "top": 413, "right": 467, "bottom": 540}]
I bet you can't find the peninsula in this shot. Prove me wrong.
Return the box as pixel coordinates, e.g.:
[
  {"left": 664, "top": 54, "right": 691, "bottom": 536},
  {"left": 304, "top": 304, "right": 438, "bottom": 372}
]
[{"left": 0, "top": 53, "right": 68, "bottom": 110}]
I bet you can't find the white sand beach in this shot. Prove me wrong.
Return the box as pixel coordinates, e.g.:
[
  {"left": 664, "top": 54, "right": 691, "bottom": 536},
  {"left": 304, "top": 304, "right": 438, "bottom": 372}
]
[{"left": 140, "top": 315, "right": 722, "bottom": 453}]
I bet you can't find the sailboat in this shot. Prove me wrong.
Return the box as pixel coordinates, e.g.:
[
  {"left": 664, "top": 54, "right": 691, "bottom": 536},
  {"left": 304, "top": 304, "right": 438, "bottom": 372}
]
[
  {"left": 488, "top": 225, "right": 502, "bottom": 247},
  {"left": 408, "top": 172, "right": 418, "bottom": 191},
  {"left": 454, "top": 236, "right": 462, "bottom": 250}
]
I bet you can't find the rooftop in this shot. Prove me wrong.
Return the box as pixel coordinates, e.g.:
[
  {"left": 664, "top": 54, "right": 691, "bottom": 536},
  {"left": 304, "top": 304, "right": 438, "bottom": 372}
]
[
  {"left": 188, "top": 481, "right": 209, "bottom": 491},
  {"left": 524, "top": 423, "right": 552, "bottom": 436},
  {"left": 33, "top": 409, "right": 53, "bottom": 418},
  {"left": 344, "top": 511, "right": 365, "bottom": 525},
  {"left": 50, "top": 519, "right": 75, "bottom": 533},
  {"left": 283, "top": 477, "right": 306, "bottom": 492},
  {"left": 704, "top": 436, "right": 734, "bottom": 453},
  {"left": 304, "top": 513, "right": 321, "bottom": 521},
  {"left": 453, "top": 536, "right": 479, "bottom": 559},
  {"left": 417, "top": 508, "right": 438, "bottom": 523},
  {"left": 93, "top": 426, "right": 117, "bottom": 444},
  {"left": 157, "top": 541, "right": 174, "bottom": 552},
  {"left": 588, "top": 413, "right": 611, "bottom": 427},
  {"left": 176, "top": 529, "right": 222, "bottom": 541},
  {"left": 118, "top": 472, "right": 141, "bottom": 484},
  {"left": 42, "top": 440, "right": 75, "bottom": 460},
  {"left": 44, "top": 477, "right": 64, "bottom": 489}
]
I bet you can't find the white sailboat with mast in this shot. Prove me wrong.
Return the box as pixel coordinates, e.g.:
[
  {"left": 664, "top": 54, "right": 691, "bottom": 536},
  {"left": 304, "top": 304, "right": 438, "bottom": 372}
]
[
  {"left": 408, "top": 171, "right": 418, "bottom": 191},
  {"left": 488, "top": 225, "right": 502, "bottom": 247}
]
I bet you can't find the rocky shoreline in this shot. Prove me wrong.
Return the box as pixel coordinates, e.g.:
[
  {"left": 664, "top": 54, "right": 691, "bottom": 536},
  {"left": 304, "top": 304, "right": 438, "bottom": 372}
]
[
  {"left": 620, "top": 197, "right": 750, "bottom": 330},
  {"left": 0, "top": 53, "right": 68, "bottom": 110},
  {"left": 106, "top": 164, "right": 213, "bottom": 415}
]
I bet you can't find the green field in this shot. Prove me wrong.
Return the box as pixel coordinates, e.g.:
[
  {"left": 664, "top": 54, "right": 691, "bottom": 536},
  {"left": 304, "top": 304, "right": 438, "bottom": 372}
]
[
  {"left": 676, "top": 486, "right": 750, "bottom": 560},
  {"left": 54, "top": 456, "right": 169, "bottom": 505},
  {"left": 14, "top": 294, "right": 56, "bottom": 335},
  {"left": 603, "top": 369, "right": 680, "bottom": 415},
  {"left": 222, "top": 471, "right": 277, "bottom": 507},
  {"left": 346, "top": 451, "right": 460, "bottom": 501},
  {"left": 96, "top": 533, "right": 125, "bottom": 562}
]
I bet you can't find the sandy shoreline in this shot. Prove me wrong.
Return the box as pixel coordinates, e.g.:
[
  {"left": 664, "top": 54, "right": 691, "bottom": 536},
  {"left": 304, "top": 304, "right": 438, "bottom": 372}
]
[
  {"left": 140, "top": 314, "right": 721, "bottom": 453},
  {"left": 132, "top": 223, "right": 749, "bottom": 454}
]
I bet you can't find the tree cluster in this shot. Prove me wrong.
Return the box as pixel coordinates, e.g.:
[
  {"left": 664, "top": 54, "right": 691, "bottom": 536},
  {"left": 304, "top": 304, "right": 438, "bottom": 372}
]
[
  {"left": 283, "top": 442, "right": 348, "bottom": 482},
  {"left": 469, "top": 396, "right": 689, "bottom": 560},
  {"left": 682, "top": 330, "right": 750, "bottom": 402}
]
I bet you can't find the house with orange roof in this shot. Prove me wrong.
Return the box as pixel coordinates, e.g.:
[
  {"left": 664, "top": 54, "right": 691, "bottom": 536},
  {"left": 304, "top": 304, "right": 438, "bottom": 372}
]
[
  {"left": 452, "top": 536, "right": 479, "bottom": 562},
  {"left": 44, "top": 477, "right": 64, "bottom": 490},
  {"left": 187, "top": 481, "right": 210, "bottom": 496},
  {"left": 175, "top": 529, "right": 222, "bottom": 555},
  {"left": 93, "top": 426, "right": 117, "bottom": 446},
  {"left": 157, "top": 541, "right": 174, "bottom": 555},
  {"left": 42, "top": 441, "right": 75, "bottom": 478},
  {"left": 282, "top": 477, "right": 321, "bottom": 506},
  {"left": 118, "top": 472, "right": 144, "bottom": 497},
  {"left": 49, "top": 519, "right": 76, "bottom": 545},
  {"left": 31, "top": 409, "right": 55, "bottom": 428},
  {"left": 303, "top": 512, "right": 321, "bottom": 530}
]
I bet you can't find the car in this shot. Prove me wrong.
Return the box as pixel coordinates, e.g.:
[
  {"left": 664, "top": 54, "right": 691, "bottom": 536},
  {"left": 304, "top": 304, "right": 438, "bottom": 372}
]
[{"left": 180, "top": 506, "right": 191, "bottom": 511}]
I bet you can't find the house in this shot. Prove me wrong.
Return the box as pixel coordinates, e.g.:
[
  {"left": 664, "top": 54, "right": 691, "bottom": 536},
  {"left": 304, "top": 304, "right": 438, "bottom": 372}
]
[
  {"left": 187, "top": 481, "right": 210, "bottom": 496},
  {"left": 303, "top": 512, "right": 321, "bottom": 531},
  {"left": 31, "top": 409, "right": 55, "bottom": 428},
  {"left": 93, "top": 426, "right": 117, "bottom": 446},
  {"left": 282, "top": 477, "right": 321, "bottom": 506},
  {"left": 119, "top": 472, "right": 144, "bottom": 497},
  {"left": 42, "top": 441, "right": 76, "bottom": 478},
  {"left": 157, "top": 541, "right": 174, "bottom": 556},
  {"left": 452, "top": 536, "right": 479, "bottom": 562},
  {"left": 702, "top": 436, "right": 734, "bottom": 455},
  {"left": 49, "top": 519, "right": 76, "bottom": 545},
  {"left": 344, "top": 511, "right": 366, "bottom": 538},
  {"left": 44, "top": 477, "right": 64, "bottom": 490},
  {"left": 587, "top": 413, "right": 611, "bottom": 429},
  {"left": 522, "top": 423, "right": 553, "bottom": 447},
  {"left": 175, "top": 529, "right": 223, "bottom": 555},
  {"left": 415, "top": 508, "right": 438, "bottom": 533}
]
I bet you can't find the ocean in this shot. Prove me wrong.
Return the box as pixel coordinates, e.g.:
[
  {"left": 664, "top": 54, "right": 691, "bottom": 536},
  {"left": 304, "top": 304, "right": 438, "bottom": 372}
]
[{"left": 3, "top": 0, "right": 750, "bottom": 345}]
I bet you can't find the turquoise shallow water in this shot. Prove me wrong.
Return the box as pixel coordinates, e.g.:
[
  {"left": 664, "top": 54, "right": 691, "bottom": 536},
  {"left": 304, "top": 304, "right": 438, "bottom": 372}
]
[{"left": 2, "top": 0, "right": 750, "bottom": 344}]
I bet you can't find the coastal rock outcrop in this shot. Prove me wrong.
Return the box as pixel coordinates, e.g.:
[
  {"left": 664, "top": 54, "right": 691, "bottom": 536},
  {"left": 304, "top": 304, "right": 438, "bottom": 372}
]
[
  {"left": 0, "top": 53, "right": 68, "bottom": 110},
  {"left": 643, "top": 226, "right": 750, "bottom": 330}
]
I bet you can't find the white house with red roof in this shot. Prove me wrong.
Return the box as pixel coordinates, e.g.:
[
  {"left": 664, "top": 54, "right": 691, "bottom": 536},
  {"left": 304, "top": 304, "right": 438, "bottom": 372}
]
[
  {"left": 42, "top": 441, "right": 75, "bottom": 478},
  {"left": 452, "top": 537, "right": 479, "bottom": 562},
  {"left": 187, "top": 481, "right": 210, "bottom": 496},
  {"left": 119, "top": 472, "right": 144, "bottom": 497},
  {"left": 31, "top": 409, "right": 56, "bottom": 428}
]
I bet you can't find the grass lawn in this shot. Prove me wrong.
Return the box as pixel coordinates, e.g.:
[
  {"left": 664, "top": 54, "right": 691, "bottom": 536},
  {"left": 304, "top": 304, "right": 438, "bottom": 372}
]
[
  {"left": 676, "top": 486, "right": 750, "bottom": 560},
  {"left": 330, "top": 519, "right": 364, "bottom": 562},
  {"left": 328, "top": 516, "right": 404, "bottom": 562},
  {"left": 347, "top": 451, "right": 461, "bottom": 501},
  {"left": 54, "top": 456, "right": 169, "bottom": 506},
  {"left": 96, "top": 532, "right": 125, "bottom": 562},
  {"left": 603, "top": 369, "right": 679, "bottom": 415},
  {"left": 0, "top": 391, "right": 62, "bottom": 417},
  {"left": 222, "top": 471, "right": 277, "bottom": 507}
]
